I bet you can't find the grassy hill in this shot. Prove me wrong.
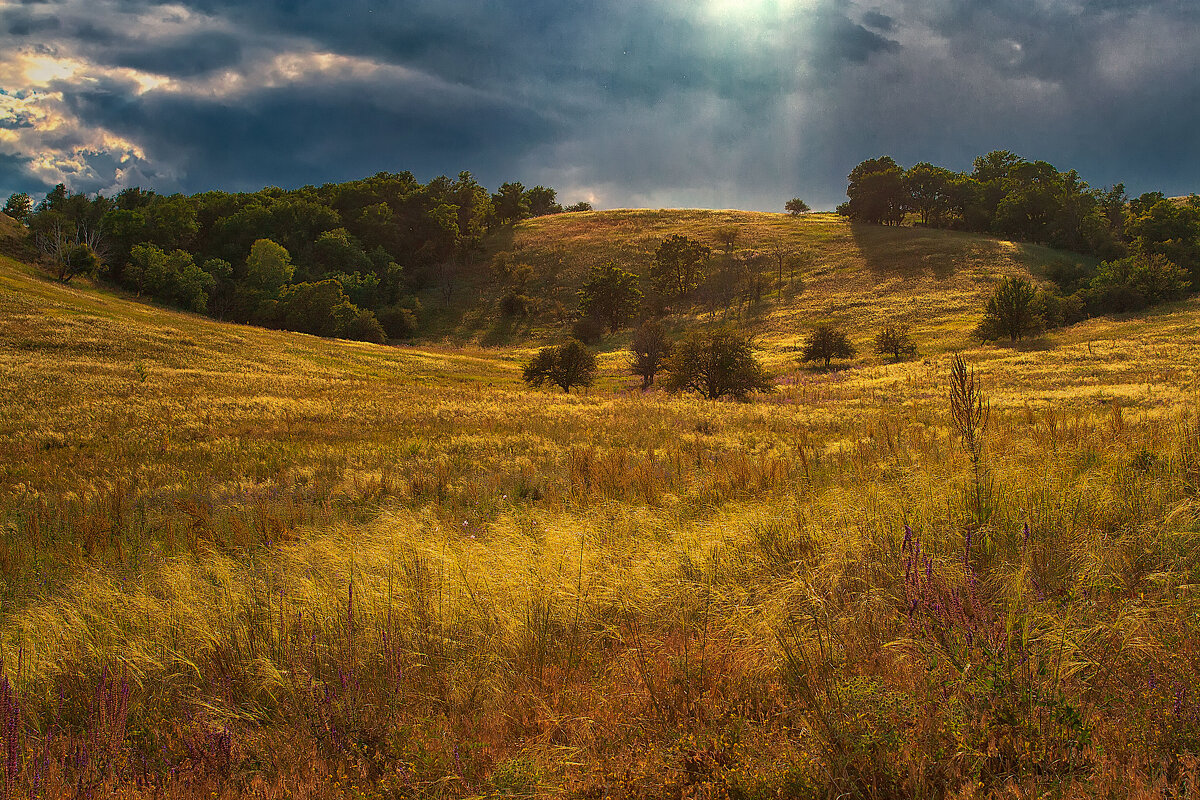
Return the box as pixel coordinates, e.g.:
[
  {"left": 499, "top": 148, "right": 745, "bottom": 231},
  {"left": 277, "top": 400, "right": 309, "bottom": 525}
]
[
  {"left": 2, "top": 212, "right": 1200, "bottom": 797},
  {"left": 437, "top": 210, "right": 1079, "bottom": 352}
]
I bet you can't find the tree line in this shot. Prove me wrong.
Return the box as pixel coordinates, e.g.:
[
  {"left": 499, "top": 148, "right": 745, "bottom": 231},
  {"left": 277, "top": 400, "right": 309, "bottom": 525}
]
[
  {"left": 2, "top": 175, "right": 592, "bottom": 342},
  {"left": 841, "top": 152, "right": 1200, "bottom": 323}
]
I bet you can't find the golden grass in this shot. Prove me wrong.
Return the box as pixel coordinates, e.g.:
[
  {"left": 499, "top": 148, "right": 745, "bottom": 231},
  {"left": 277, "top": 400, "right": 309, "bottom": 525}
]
[{"left": 2, "top": 213, "right": 1200, "bottom": 797}]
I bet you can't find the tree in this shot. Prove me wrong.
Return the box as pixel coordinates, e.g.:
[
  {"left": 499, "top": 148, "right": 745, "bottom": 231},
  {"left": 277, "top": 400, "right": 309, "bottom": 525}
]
[
  {"left": 522, "top": 340, "right": 597, "bottom": 392},
  {"left": 801, "top": 326, "right": 856, "bottom": 368},
  {"left": 125, "top": 243, "right": 215, "bottom": 311},
  {"left": 239, "top": 238, "right": 294, "bottom": 320},
  {"left": 629, "top": 320, "right": 672, "bottom": 389},
  {"left": 649, "top": 234, "right": 710, "bottom": 300},
  {"left": 3, "top": 193, "right": 32, "bottom": 222},
  {"left": 873, "top": 324, "right": 917, "bottom": 361},
  {"left": 842, "top": 156, "right": 908, "bottom": 225},
  {"left": 492, "top": 182, "right": 529, "bottom": 226},
  {"left": 578, "top": 261, "right": 643, "bottom": 331},
  {"left": 904, "top": 163, "right": 955, "bottom": 227},
  {"left": 785, "top": 198, "right": 810, "bottom": 216},
  {"left": 565, "top": 201, "right": 593, "bottom": 212},
  {"left": 662, "top": 328, "right": 772, "bottom": 400},
  {"left": 976, "top": 276, "right": 1041, "bottom": 342},
  {"left": 525, "top": 186, "right": 562, "bottom": 217},
  {"left": 1086, "top": 253, "right": 1190, "bottom": 313}
]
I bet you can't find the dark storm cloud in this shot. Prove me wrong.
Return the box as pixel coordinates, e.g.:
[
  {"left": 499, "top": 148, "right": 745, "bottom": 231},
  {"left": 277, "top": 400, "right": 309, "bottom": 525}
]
[
  {"left": 103, "top": 31, "right": 245, "bottom": 78},
  {"left": 3, "top": 0, "right": 1200, "bottom": 209}
]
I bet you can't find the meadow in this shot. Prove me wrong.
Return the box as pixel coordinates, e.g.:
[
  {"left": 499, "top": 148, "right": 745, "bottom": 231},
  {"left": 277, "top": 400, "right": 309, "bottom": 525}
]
[{"left": 2, "top": 210, "right": 1200, "bottom": 798}]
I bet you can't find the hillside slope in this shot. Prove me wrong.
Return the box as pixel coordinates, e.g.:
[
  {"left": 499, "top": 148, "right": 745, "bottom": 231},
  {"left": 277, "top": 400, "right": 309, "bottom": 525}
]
[{"left": 440, "top": 210, "right": 1082, "bottom": 351}]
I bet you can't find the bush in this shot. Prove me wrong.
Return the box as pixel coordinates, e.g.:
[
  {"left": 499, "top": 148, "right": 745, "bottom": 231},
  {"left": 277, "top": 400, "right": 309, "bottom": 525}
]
[
  {"left": 1034, "top": 289, "right": 1086, "bottom": 329},
  {"left": 499, "top": 290, "right": 532, "bottom": 317},
  {"left": 629, "top": 320, "right": 672, "bottom": 389},
  {"left": 522, "top": 339, "right": 597, "bottom": 393},
  {"left": 571, "top": 316, "right": 605, "bottom": 344},
  {"left": 976, "top": 276, "right": 1041, "bottom": 342},
  {"left": 340, "top": 308, "right": 387, "bottom": 344},
  {"left": 378, "top": 304, "right": 419, "bottom": 339},
  {"left": 662, "top": 328, "right": 772, "bottom": 400},
  {"left": 873, "top": 324, "right": 917, "bottom": 362},
  {"left": 1087, "top": 253, "right": 1190, "bottom": 313},
  {"left": 801, "top": 326, "right": 856, "bottom": 368}
]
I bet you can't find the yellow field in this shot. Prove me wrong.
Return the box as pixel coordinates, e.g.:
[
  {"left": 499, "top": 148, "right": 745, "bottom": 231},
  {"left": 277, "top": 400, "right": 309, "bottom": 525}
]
[{"left": 2, "top": 211, "right": 1200, "bottom": 798}]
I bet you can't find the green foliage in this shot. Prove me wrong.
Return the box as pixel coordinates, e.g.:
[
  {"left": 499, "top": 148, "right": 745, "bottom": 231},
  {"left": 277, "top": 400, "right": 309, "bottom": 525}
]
[
  {"left": 570, "top": 315, "right": 604, "bottom": 344},
  {"left": 784, "top": 198, "right": 810, "bottom": 216},
  {"left": 1126, "top": 197, "right": 1200, "bottom": 283},
  {"left": 59, "top": 242, "right": 100, "bottom": 284},
  {"left": 328, "top": 270, "right": 382, "bottom": 309},
  {"left": 3, "top": 192, "right": 32, "bottom": 222},
  {"left": 1087, "top": 253, "right": 1190, "bottom": 313},
  {"left": 492, "top": 182, "right": 529, "bottom": 226},
  {"left": 274, "top": 279, "right": 384, "bottom": 343},
  {"left": 314, "top": 228, "right": 372, "bottom": 276},
  {"left": 525, "top": 185, "right": 562, "bottom": 217},
  {"left": 905, "top": 162, "right": 955, "bottom": 227},
  {"left": 1033, "top": 288, "right": 1085, "bottom": 329},
  {"left": 629, "top": 320, "right": 672, "bottom": 389},
  {"left": 522, "top": 339, "right": 597, "bottom": 392},
  {"left": 564, "top": 201, "right": 593, "bottom": 212},
  {"left": 801, "top": 326, "right": 857, "bottom": 368},
  {"left": 377, "top": 303, "right": 419, "bottom": 339},
  {"left": 649, "top": 235, "right": 711, "bottom": 301},
  {"left": 873, "top": 324, "right": 917, "bottom": 362},
  {"left": 577, "top": 261, "right": 643, "bottom": 332},
  {"left": 976, "top": 276, "right": 1041, "bottom": 342},
  {"left": 842, "top": 156, "right": 908, "bottom": 225},
  {"left": 662, "top": 328, "right": 772, "bottom": 400},
  {"left": 125, "top": 243, "right": 215, "bottom": 311}
]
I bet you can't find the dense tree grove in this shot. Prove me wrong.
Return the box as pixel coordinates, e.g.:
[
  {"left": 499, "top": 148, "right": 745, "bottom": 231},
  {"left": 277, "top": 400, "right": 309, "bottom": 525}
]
[{"left": 13, "top": 173, "right": 582, "bottom": 341}]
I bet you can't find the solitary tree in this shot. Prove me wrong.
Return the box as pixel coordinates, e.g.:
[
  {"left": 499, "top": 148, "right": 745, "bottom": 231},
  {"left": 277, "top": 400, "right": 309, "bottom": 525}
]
[
  {"left": 578, "top": 261, "right": 643, "bottom": 332},
  {"left": 785, "top": 198, "right": 811, "bottom": 216},
  {"left": 801, "top": 326, "right": 856, "bottom": 368},
  {"left": 976, "top": 276, "right": 1041, "bottom": 342},
  {"left": 523, "top": 339, "right": 597, "bottom": 392},
  {"left": 629, "top": 320, "right": 672, "bottom": 389},
  {"left": 649, "top": 234, "right": 711, "bottom": 300},
  {"left": 662, "top": 328, "right": 772, "bottom": 400},
  {"left": 873, "top": 324, "right": 918, "bottom": 361}
]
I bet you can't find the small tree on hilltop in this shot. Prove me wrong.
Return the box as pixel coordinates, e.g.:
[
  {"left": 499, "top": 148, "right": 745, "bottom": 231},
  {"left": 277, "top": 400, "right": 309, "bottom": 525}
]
[
  {"left": 801, "top": 326, "right": 856, "bottom": 368},
  {"left": 874, "top": 324, "right": 918, "bottom": 362},
  {"left": 663, "top": 328, "right": 772, "bottom": 400},
  {"left": 3, "top": 193, "right": 32, "bottom": 223},
  {"left": 578, "top": 261, "right": 643, "bottom": 332},
  {"left": 629, "top": 320, "right": 672, "bottom": 389},
  {"left": 523, "top": 339, "right": 597, "bottom": 393},
  {"left": 976, "top": 276, "right": 1041, "bottom": 342},
  {"left": 785, "top": 198, "right": 811, "bottom": 216}
]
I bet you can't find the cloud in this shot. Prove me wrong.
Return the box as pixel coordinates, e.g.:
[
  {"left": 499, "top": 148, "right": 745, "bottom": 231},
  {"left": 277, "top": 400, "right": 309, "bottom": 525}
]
[{"left": 0, "top": 0, "right": 1198, "bottom": 208}]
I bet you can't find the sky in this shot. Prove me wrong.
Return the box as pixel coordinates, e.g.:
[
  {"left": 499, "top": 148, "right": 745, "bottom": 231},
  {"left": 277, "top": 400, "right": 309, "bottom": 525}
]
[{"left": 1, "top": 0, "right": 1198, "bottom": 211}]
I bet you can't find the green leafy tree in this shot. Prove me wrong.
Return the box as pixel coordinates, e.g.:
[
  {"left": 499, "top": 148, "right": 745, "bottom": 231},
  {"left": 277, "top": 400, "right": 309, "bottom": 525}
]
[
  {"left": 662, "top": 328, "right": 772, "bottom": 400},
  {"left": 565, "top": 201, "right": 593, "bottom": 212},
  {"left": 314, "top": 228, "right": 372, "bottom": 275},
  {"left": 125, "top": 243, "right": 215, "bottom": 311},
  {"left": 1087, "top": 253, "right": 1190, "bottom": 313},
  {"left": 905, "top": 163, "right": 955, "bottom": 227},
  {"left": 578, "top": 261, "right": 643, "bottom": 332},
  {"left": 976, "top": 276, "right": 1041, "bottom": 342},
  {"left": 873, "top": 324, "right": 917, "bottom": 361},
  {"left": 492, "top": 182, "right": 529, "bottom": 226},
  {"left": 522, "top": 340, "right": 597, "bottom": 393},
  {"left": 801, "top": 326, "right": 857, "bottom": 368},
  {"left": 274, "top": 279, "right": 385, "bottom": 342},
  {"left": 525, "top": 186, "right": 562, "bottom": 217},
  {"left": 842, "top": 157, "right": 908, "bottom": 225},
  {"left": 785, "top": 198, "right": 810, "bottom": 216},
  {"left": 629, "top": 320, "right": 672, "bottom": 389},
  {"left": 239, "top": 238, "right": 294, "bottom": 319},
  {"left": 3, "top": 193, "right": 32, "bottom": 222},
  {"left": 649, "top": 234, "right": 711, "bottom": 300}
]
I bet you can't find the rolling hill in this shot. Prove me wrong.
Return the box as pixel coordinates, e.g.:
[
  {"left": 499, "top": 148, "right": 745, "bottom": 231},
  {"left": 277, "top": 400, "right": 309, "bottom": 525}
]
[{"left": 2, "top": 210, "right": 1200, "bottom": 798}]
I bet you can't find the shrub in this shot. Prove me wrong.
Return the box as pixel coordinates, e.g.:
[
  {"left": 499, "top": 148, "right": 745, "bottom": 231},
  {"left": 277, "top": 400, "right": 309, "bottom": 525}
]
[
  {"left": 629, "top": 320, "right": 672, "bottom": 389},
  {"left": 873, "top": 324, "right": 917, "bottom": 362},
  {"left": 499, "top": 290, "right": 532, "bottom": 317},
  {"left": 801, "top": 326, "right": 856, "bottom": 368},
  {"left": 662, "top": 328, "right": 772, "bottom": 400},
  {"left": 1086, "top": 253, "right": 1190, "bottom": 313},
  {"left": 975, "top": 276, "right": 1041, "bottom": 342},
  {"left": 378, "top": 304, "right": 419, "bottom": 339},
  {"left": 571, "top": 316, "right": 605, "bottom": 344},
  {"left": 522, "top": 339, "right": 597, "bottom": 393}
]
